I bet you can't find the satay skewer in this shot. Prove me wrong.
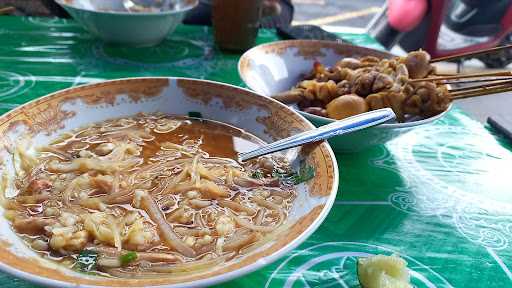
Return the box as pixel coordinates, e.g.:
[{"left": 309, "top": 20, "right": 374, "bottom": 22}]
[
  {"left": 448, "top": 79, "right": 512, "bottom": 93},
  {"left": 442, "top": 76, "right": 512, "bottom": 85},
  {"left": 430, "top": 44, "right": 512, "bottom": 63},
  {"left": 0, "top": 6, "right": 15, "bottom": 15},
  {"left": 450, "top": 85, "right": 512, "bottom": 100},
  {"left": 409, "top": 71, "right": 512, "bottom": 83}
]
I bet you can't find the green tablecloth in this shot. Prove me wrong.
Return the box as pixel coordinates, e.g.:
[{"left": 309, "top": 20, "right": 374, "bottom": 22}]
[{"left": 1, "top": 16, "right": 511, "bottom": 288}]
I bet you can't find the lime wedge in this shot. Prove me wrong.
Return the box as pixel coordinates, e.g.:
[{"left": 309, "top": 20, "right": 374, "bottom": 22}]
[{"left": 357, "top": 254, "right": 412, "bottom": 288}]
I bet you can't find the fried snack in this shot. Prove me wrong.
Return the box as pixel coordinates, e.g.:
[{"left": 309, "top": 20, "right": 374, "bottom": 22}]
[
  {"left": 326, "top": 94, "right": 369, "bottom": 120},
  {"left": 402, "top": 50, "right": 434, "bottom": 79},
  {"left": 366, "top": 91, "right": 406, "bottom": 122},
  {"left": 274, "top": 50, "right": 450, "bottom": 122},
  {"left": 352, "top": 71, "right": 380, "bottom": 96},
  {"left": 334, "top": 57, "right": 362, "bottom": 70},
  {"left": 303, "top": 107, "right": 328, "bottom": 117},
  {"left": 403, "top": 81, "right": 450, "bottom": 118},
  {"left": 272, "top": 89, "right": 304, "bottom": 104},
  {"left": 309, "top": 62, "right": 356, "bottom": 83},
  {"left": 298, "top": 79, "right": 338, "bottom": 104}
]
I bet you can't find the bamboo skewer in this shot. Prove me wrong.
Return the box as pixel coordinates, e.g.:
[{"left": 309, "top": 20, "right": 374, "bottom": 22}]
[
  {"left": 430, "top": 44, "right": 512, "bottom": 63},
  {"left": 426, "top": 45, "right": 512, "bottom": 99},
  {"left": 0, "top": 6, "right": 15, "bottom": 15},
  {"left": 442, "top": 76, "right": 512, "bottom": 85},
  {"left": 450, "top": 85, "right": 512, "bottom": 100},
  {"left": 450, "top": 84, "right": 512, "bottom": 97},
  {"left": 447, "top": 76, "right": 512, "bottom": 99},
  {"left": 448, "top": 79, "right": 512, "bottom": 93},
  {"left": 409, "top": 71, "right": 512, "bottom": 83}
]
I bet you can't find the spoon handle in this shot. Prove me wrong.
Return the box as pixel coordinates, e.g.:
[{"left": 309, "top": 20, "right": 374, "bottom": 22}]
[{"left": 238, "top": 108, "right": 396, "bottom": 162}]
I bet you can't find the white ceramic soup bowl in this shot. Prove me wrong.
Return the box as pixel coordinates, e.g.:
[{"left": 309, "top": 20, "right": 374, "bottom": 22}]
[
  {"left": 0, "top": 77, "right": 338, "bottom": 287},
  {"left": 55, "top": 0, "right": 198, "bottom": 46},
  {"left": 238, "top": 40, "right": 451, "bottom": 153}
]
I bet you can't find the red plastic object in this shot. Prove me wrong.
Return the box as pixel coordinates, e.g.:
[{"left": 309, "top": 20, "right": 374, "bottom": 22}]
[
  {"left": 501, "top": 5, "right": 512, "bottom": 28},
  {"left": 387, "top": 0, "right": 428, "bottom": 32},
  {"left": 424, "top": 0, "right": 512, "bottom": 58}
]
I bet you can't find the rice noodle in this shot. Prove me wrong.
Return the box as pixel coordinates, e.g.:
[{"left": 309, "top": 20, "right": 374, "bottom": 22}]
[
  {"left": 198, "top": 180, "right": 229, "bottom": 198},
  {"left": 201, "top": 157, "right": 241, "bottom": 167},
  {"left": 252, "top": 195, "right": 282, "bottom": 211},
  {"left": 229, "top": 211, "right": 280, "bottom": 233},
  {"left": 188, "top": 199, "right": 211, "bottom": 209},
  {"left": 162, "top": 168, "right": 189, "bottom": 193},
  {"left": 13, "top": 140, "right": 38, "bottom": 177},
  {"left": 15, "top": 194, "right": 50, "bottom": 204},
  {"left": 47, "top": 157, "right": 141, "bottom": 174},
  {"left": 0, "top": 171, "right": 10, "bottom": 208},
  {"left": 134, "top": 190, "right": 196, "bottom": 258},
  {"left": 131, "top": 159, "right": 191, "bottom": 182},
  {"left": 112, "top": 172, "right": 120, "bottom": 195},
  {"left": 193, "top": 213, "right": 205, "bottom": 229},
  {"left": 79, "top": 198, "right": 106, "bottom": 211},
  {"left": 102, "top": 128, "right": 154, "bottom": 143},
  {"left": 223, "top": 231, "right": 260, "bottom": 253},
  {"left": 104, "top": 269, "right": 167, "bottom": 279},
  {"left": 166, "top": 207, "right": 185, "bottom": 222},
  {"left": 146, "top": 254, "right": 231, "bottom": 273},
  {"left": 217, "top": 199, "right": 256, "bottom": 215},
  {"left": 196, "top": 242, "right": 215, "bottom": 255},
  {"left": 166, "top": 182, "right": 195, "bottom": 195},
  {"left": 110, "top": 219, "right": 122, "bottom": 251},
  {"left": 97, "top": 256, "right": 122, "bottom": 268},
  {"left": 174, "top": 227, "right": 211, "bottom": 237},
  {"left": 215, "top": 237, "right": 224, "bottom": 255},
  {"left": 39, "top": 145, "right": 73, "bottom": 160},
  {"left": 226, "top": 169, "right": 234, "bottom": 186},
  {"left": 196, "top": 164, "right": 217, "bottom": 181},
  {"left": 62, "top": 175, "right": 89, "bottom": 206},
  {"left": 99, "top": 190, "right": 133, "bottom": 204},
  {"left": 233, "top": 177, "right": 263, "bottom": 188},
  {"left": 240, "top": 222, "right": 291, "bottom": 256},
  {"left": 13, "top": 217, "right": 56, "bottom": 235},
  {"left": 161, "top": 142, "right": 186, "bottom": 151},
  {"left": 190, "top": 154, "right": 200, "bottom": 187},
  {"left": 105, "top": 256, "right": 227, "bottom": 279},
  {"left": 254, "top": 209, "right": 264, "bottom": 225},
  {"left": 268, "top": 189, "right": 292, "bottom": 198},
  {"left": 93, "top": 246, "right": 182, "bottom": 263}
]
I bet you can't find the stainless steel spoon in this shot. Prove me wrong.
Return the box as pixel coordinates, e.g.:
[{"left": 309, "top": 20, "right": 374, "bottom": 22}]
[{"left": 238, "top": 108, "right": 395, "bottom": 162}]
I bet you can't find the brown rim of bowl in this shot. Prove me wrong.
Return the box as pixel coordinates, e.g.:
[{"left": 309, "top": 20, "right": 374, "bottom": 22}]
[{"left": 238, "top": 39, "right": 394, "bottom": 78}]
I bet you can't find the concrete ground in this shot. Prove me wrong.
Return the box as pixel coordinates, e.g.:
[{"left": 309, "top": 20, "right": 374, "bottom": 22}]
[
  {"left": 292, "top": 0, "right": 511, "bottom": 130},
  {"left": 292, "top": 0, "right": 384, "bottom": 28}
]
